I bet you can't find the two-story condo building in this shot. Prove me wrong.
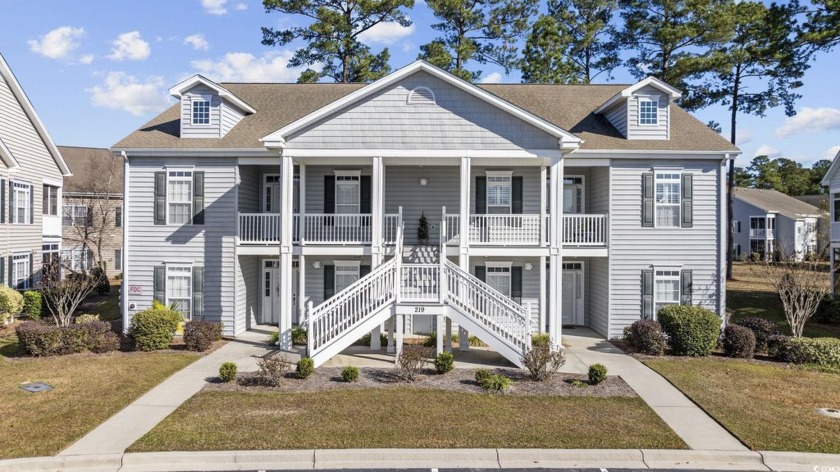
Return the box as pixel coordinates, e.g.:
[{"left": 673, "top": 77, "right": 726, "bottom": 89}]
[
  {"left": 820, "top": 148, "right": 840, "bottom": 294},
  {"left": 0, "top": 53, "right": 72, "bottom": 290},
  {"left": 115, "top": 61, "right": 738, "bottom": 367}
]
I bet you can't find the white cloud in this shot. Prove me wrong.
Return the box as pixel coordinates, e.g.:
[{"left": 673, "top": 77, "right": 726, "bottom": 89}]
[
  {"left": 735, "top": 129, "right": 753, "bottom": 145},
  {"left": 184, "top": 34, "right": 209, "bottom": 51},
  {"left": 27, "top": 26, "right": 85, "bottom": 60},
  {"left": 358, "top": 22, "right": 415, "bottom": 45},
  {"left": 775, "top": 107, "right": 840, "bottom": 138},
  {"left": 201, "top": 0, "right": 228, "bottom": 15},
  {"left": 88, "top": 72, "right": 171, "bottom": 116},
  {"left": 108, "top": 31, "right": 151, "bottom": 61},
  {"left": 479, "top": 72, "right": 503, "bottom": 84},
  {"left": 755, "top": 144, "right": 782, "bottom": 158},
  {"left": 79, "top": 54, "right": 94, "bottom": 65},
  {"left": 825, "top": 145, "right": 840, "bottom": 161},
  {"left": 233, "top": 2, "right": 247, "bottom": 10},
  {"left": 190, "top": 51, "right": 306, "bottom": 82}
]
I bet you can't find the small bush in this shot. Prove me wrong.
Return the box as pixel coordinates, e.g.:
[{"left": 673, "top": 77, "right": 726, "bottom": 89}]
[
  {"left": 626, "top": 319, "right": 667, "bottom": 355},
  {"left": 0, "top": 286, "right": 24, "bottom": 324},
  {"left": 74, "top": 314, "right": 100, "bottom": 324},
  {"left": 658, "top": 305, "right": 721, "bottom": 357},
  {"left": 296, "top": 358, "right": 315, "bottom": 379},
  {"left": 341, "top": 365, "right": 360, "bottom": 382},
  {"left": 128, "top": 304, "right": 182, "bottom": 351},
  {"left": 15, "top": 322, "right": 62, "bottom": 356},
  {"left": 722, "top": 325, "right": 756, "bottom": 359},
  {"left": 268, "top": 331, "right": 279, "bottom": 345},
  {"left": 257, "top": 355, "right": 290, "bottom": 387},
  {"left": 219, "top": 362, "right": 237, "bottom": 383},
  {"left": 522, "top": 343, "right": 566, "bottom": 381},
  {"left": 814, "top": 297, "right": 840, "bottom": 324},
  {"left": 21, "top": 291, "right": 42, "bottom": 320},
  {"left": 434, "top": 351, "right": 454, "bottom": 374},
  {"left": 474, "top": 368, "right": 491, "bottom": 384},
  {"left": 292, "top": 326, "right": 307, "bottom": 345},
  {"left": 767, "top": 334, "right": 793, "bottom": 360},
  {"left": 183, "top": 320, "right": 222, "bottom": 352},
  {"left": 530, "top": 333, "right": 551, "bottom": 347},
  {"left": 735, "top": 317, "right": 779, "bottom": 352},
  {"left": 91, "top": 331, "right": 120, "bottom": 353},
  {"left": 480, "top": 374, "right": 511, "bottom": 393},
  {"left": 781, "top": 337, "right": 840, "bottom": 368},
  {"left": 15, "top": 320, "right": 115, "bottom": 356},
  {"left": 396, "top": 345, "right": 427, "bottom": 381},
  {"left": 588, "top": 363, "right": 608, "bottom": 385}
]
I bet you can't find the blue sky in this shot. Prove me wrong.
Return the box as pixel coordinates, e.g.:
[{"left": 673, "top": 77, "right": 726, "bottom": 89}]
[{"left": 1, "top": 0, "right": 838, "bottom": 168}]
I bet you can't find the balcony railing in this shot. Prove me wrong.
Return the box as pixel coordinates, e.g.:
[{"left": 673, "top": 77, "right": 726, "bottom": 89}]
[
  {"left": 749, "top": 228, "right": 774, "bottom": 239},
  {"left": 300, "top": 214, "right": 372, "bottom": 244},
  {"left": 562, "top": 214, "right": 609, "bottom": 246},
  {"left": 443, "top": 213, "right": 608, "bottom": 247}
]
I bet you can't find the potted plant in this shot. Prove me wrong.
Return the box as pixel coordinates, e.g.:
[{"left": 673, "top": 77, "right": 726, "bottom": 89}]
[{"left": 418, "top": 212, "right": 429, "bottom": 244}]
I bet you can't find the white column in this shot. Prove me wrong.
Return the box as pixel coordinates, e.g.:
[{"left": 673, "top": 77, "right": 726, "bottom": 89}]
[
  {"left": 458, "top": 157, "right": 471, "bottom": 351},
  {"left": 387, "top": 317, "right": 395, "bottom": 353},
  {"left": 436, "top": 315, "right": 444, "bottom": 355},
  {"left": 445, "top": 318, "right": 453, "bottom": 353},
  {"left": 299, "top": 164, "right": 306, "bottom": 243},
  {"left": 298, "top": 254, "right": 306, "bottom": 326},
  {"left": 395, "top": 314, "right": 404, "bottom": 360},
  {"left": 369, "top": 156, "right": 384, "bottom": 351},
  {"left": 278, "top": 153, "right": 295, "bottom": 350},
  {"left": 548, "top": 155, "right": 564, "bottom": 345},
  {"left": 540, "top": 165, "right": 547, "bottom": 246},
  {"left": 539, "top": 255, "right": 547, "bottom": 333}
]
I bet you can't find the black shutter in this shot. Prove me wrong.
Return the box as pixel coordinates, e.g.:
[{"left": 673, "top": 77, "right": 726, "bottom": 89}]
[
  {"left": 8, "top": 256, "right": 13, "bottom": 289},
  {"left": 475, "top": 177, "right": 486, "bottom": 214},
  {"left": 116, "top": 207, "right": 122, "bottom": 228},
  {"left": 323, "top": 264, "right": 335, "bottom": 300},
  {"left": 28, "top": 253, "right": 33, "bottom": 288},
  {"left": 154, "top": 171, "right": 166, "bottom": 225},
  {"left": 360, "top": 265, "right": 371, "bottom": 278},
  {"left": 29, "top": 184, "right": 34, "bottom": 224},
  {"left": 681, "top": 270, "right": 692, "bottom": 305},
  {"left": 511, "top": 266, "right": 522, "bottom": 304},
  {"left": 193, "top": 267, "right": 204, "bottom": 320},
  {"left": 360, "top": 176, "right": 372, "bottom": 215},
  {"left": 475, "top": 265, "right": 486, "bottom": 283},
  {"left": 642, "top": 269, "right": 654, "bottom": 319},
  {"left": 193, "top": 171, "right": 205, "bottom": 225},
  {"left": 9, "top": 182, "right": 14, "bottom": 223},
  {"left": 642, "top": 172, "right": 654, "bottom": 227},
  {"left": 1, "top": 178, "right": 5, "bottom": 223},
  {"left": 86, "top": 206, "right": 93, "bottom": 227},
  {"left": 0, "top": 256, "right": 4, "bottom": 285},
  {"left": 681, "top": 173, "right": 693, "bottom": 228},
  {"left": 512, "top": 176, "right": 523, "bottom": 214},
  {"left": 153, "top": 266, "right": 165, "bottom": 304},
  {"left": 324, "top": 175, "right": 335, "bottom": 227}
]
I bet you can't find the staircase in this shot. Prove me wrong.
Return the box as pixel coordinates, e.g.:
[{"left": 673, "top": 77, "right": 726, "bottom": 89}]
[{"left": 306, "top": 216, "right": 532, "bottom": 368}]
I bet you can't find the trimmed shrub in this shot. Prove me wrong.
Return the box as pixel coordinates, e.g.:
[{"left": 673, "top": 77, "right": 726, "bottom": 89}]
[
  {"left": 658, "top": 305, "right": 721, "bottom": 357},
  {"left": 91, "top": 331, "right": 120, "bottom": 353},
  {"left": 15, "top": 320, "right": 115, "bottom": 356},
  {"left": 396, "top": 345, "right": 427, "bottom": 381},
  {"left": 183, "top": 320, "right": 222, "bottom": 352},
  {"left": 22, "top": 291, "right": 42, "bottom": 320},
  {"left": 128, "top": 304, "right": 182, "bottom": 351},
  {"left": 530, "top": 333, "right": 551, "bottom": 347},
  {"left": 219, "top": 362, "right": 237, "bottom": 383},
  {"left": 74, "top": 314, "right": 100, "bottom": 324},
  {"left": 814, "top": 297, "right": 840, "bottom": 324},
  {"left": 292, "top": 326, "right": 308, "bottom": 345},
  {"left": 480, "top": 374, "right": 511, "bottom": 393},
  {"left": 296, "top": 358, "right": 315, "bottom": 379},
  {"left": 627, "top": 319, "right": 667, "bottom": 355},
  {"left": 434, "top": 351, "right": 454, "bottom": 374},
  {"left": 588, "top": 363, "right": 608, "bottom": 385},
  {"left": 722, "top": 325, "right": 756, "bottom": 359},
  {"left": 341, "top": 365, "right": 360, "bottom": 383},
  {"left": 474, "top": 368, "right": 491, "bottom": 384},
  {"left": 782, "top": 337, "right": 840, "bottom": 368},
  {"left": 522, "top": 343, "right": 566, "bottom": 381},
  {"left": 767, "top": 334, "right": 793, "bottom": 360},
  {"left": 0, "top": 286, "right": 24, "bottom": 324},
  {"left": 15, "top": 322, "right": 62, "bottom": 356},
  {"left": 257, "top": 355, "right": 290, "bottom": 387},
  {"left": 735, "top": 317, "right": 779, "bottom": 352}
]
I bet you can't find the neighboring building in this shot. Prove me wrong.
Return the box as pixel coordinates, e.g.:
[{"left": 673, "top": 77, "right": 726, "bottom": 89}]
[
  {"left": 820, "top": 148, "right": 840, "bottom": 294},
  {"left": 732, "top": 187, "right": 821, "bottom": 261},
  {"left": 0, "top": 53, "right": 72, "bottom": 290},
  {"left": 58, "top": 146, "right": 124, "bottom": 278},
  {"left": 115, "top": 61, "right": 738, "bottom": 367}
]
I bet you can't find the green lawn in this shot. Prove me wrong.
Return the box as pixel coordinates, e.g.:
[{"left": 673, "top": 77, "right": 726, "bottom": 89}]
[
  {"left": 130, "top": 388, "right": 686, "bottom": 451},
  {"left": 645, "top": 357, "right": 840, "bottom": 453},
  {"left": 77, "top": 280, "right": 122, "bottom": 322}
]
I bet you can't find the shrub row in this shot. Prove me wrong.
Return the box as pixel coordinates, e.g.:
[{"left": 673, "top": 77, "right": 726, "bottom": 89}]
[
  {"left": 772, "top": 337, "right": 840, "bottom": 369},
  {"left": 16, "top": 321, "right": 118, "bottom": 356}
]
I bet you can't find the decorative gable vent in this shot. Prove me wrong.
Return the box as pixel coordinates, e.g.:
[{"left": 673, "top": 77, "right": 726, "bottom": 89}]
[{"left": 407, "top": 86, "right": 435, "bottom": 105}]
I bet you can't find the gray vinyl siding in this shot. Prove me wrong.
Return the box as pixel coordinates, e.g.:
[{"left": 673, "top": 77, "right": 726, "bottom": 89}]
[
  {"left": 588, "top": 257, "right": 609, "bottom": 337},
  {"left": 469, "top": 256, "right": 541, "bottom": 329},
  {"left": 732, "top": 199, "right": 765, "bottom": 259},
  {"left": 607, "top": 159, "right": 722, "bottom": 338},
  {"left": 305, "top": 166, "right": 372, "bottom": 214},
  {"left": 285, "top": 71, "right": 558, "bottom": 150},
  {"left": 589, "top": 167, "right": 610, "bottom": 214},
  {"left": 604, "top": 105, "right": 628, "bottom": 137},
  {"left": 236, "top": 255, "right": 260, "bottom": 331},
  {"left": 626, "top": 86, "right": 669, "bottom": 140},
  {"left": 829, "top": 176, "right": 840, "bottom": 242},
  {"left": 237, "top": 165, "right": 261, "bottom": 213},
  {"left": 125, "top": 157, "right": 238, "bottom": 334},
  {"left": 385, "top": 166, "right": 459, "bottom": 245},
  {"left": 180, "top": 86, "right": 221, "bottom": 139},
  {"left": 471, "top": 167, "right": 542, "bottom": 214},
  {"left": 776, "top": 215, "right": 796, "bottom": 255},
  {"left": 220, "top": 101, "right": 245, "bottom": 137}
]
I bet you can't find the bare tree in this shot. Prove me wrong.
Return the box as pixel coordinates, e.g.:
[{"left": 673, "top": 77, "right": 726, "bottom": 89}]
[{"left": 40, "top": 262, "right": 103, "bottom": 327}]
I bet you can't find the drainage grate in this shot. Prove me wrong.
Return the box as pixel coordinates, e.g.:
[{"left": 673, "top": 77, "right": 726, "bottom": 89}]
[
  {"left": 20, "top": 382, "right": 53, "bottom": 393},
  {"left": 817, "top": 408, "right": 840, "bottom": 419}
]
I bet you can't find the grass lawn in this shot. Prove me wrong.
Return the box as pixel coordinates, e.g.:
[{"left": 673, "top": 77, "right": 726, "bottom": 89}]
[
  {"left": 0, "top": 351, "right": 197, "bottom": 459},
  {"left": 77, "top": 280, "right": 122, "bottom": 322},
  {"left": 129, "top": 388, "right": 686, "bottom": 451},
  {"left": 728, "top": 262, "right": 839, "bottom": 338},
  {"left": 645, "top": 357, "right": 840, "bottom": 453}
]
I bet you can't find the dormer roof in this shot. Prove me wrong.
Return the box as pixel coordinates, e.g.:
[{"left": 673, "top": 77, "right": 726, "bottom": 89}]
[
  {"left": 594, "top": 76, "right": 683, "bottom": 115},
  {"left": 169, "top": 74, "right": 256, "bottom": 114}
]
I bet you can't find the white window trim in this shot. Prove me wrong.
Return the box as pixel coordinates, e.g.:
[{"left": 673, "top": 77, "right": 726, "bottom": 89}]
[
  {"left": 486, "top": 171, "right": 513, "bottom": 215},
  {"left": 653, "top": 171, "right": 681, "bottom": 228},
  {"left": 166, "top": 264, "right": 193, "bottom": 320},
  {"left": 334, "top": 171, "right": 361, "bottom": 215},
  {"left": 11, "top": 181, "right": 31, "bottom": 224},
  {"left": 563, "top": 175, "right": 586, "bottom": 214},
  {"left": 63, "top": 204, "right": 90, "bottom": 227},
  {"left": 115, "top": 249, "right": 123, "bottom": 271},
  {"left": 333, "top": 170, "right": 361, "bottom": 177},
  {"left": 190, "top": 98, "right": 212, "bottom": 126},
  {"left": 167, "top": 170, "right": 193, "bottom": 226},
  {"left": 12, "top": 252, "right": 31, "bottom": 290},
  {"left": 485, "top": 262, "right": 512, "bottom": 297},
  {"left": 653, "top": 268, "right": 681, "bottom": 316},
  {"left": 333, "top": 260, "right": 361, "bottom": 293},
  {"left": 407, "top": 86, "right": 436, "bottom": 105},
  {"left": 638, "top": 95, "right": 660, "bottom": 126},
  {"left": 61, "top": 247, "right": 93, "bottom": 272},
  {"left": 42, "top": 184, "right": 60, "bottom": 216}
]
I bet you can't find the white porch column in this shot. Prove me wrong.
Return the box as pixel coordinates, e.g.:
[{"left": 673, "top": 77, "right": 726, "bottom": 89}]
[
  {"left": 278, "top": 153, "right": 295, "bottom": 350},
  {"left": 548, "top": 155, "right": 564, "bottom": 345},
  {"left": 369, "top": 156, "right": 384, "bottom": 351},
  {"left": 458, "top": 157, "right": 471, "bottom": 351},
  {"left": 540, "top": 165, "right": 547, "bottom": 246},
  {"left": 539, "top": 255, "right": 547, "bottom": 333},
  {"left": 298, "top": 164, "right": 306, "bottom": 243},
  {"left": 395, "top": 315, "right": 404, "bottom": 359},
  {"left": 298, "top": 254, "right": 306, "bottom": 325}
]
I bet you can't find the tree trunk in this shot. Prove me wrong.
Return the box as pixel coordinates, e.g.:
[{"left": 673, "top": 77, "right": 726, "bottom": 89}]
[{"left": 726, "top": 68, "right": 741, "bottom": 280}]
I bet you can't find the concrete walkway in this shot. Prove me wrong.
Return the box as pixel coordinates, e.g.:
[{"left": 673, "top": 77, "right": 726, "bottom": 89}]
[
  {"left": 562, "top": 327, "right": 748, "bottom": 451},
  {"left": 59, "top": 327, "right": 276, "bottom": 457}
]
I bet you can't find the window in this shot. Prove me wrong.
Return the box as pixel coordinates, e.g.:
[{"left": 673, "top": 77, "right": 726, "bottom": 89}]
[
  {"left": 192, "top": 100, "right": 210, "bottom": 125},
  {"left": 168, "top": 171, "right": 193, "bottom": 224},
  {"left": 166, "top": 266, "right": 192, "bottom": 319},
  {"left": 12, "top": 182, "right": 30, "bottom": 224},
  {"left": 486, "top": 265, "right": 512, "bottom": 297},
  {"left": 732, "top": 221, "right": 741, "bottom": 233},
  {"left": 834, "top": 193, "right": 840, "bottom": 222},
  {"left": 115, "top": 249, "right": 122, "bottom": 271},
  {"left": 12, "top": 254, "right": 30, "bottom": 290},
  {"left": 486, "top": 173, "right": 512, "bottom": 214},
  {"left": 335, "top": 174, "right": 360, "bottom": 214},
  {"left": 733, "top": 244, "right": 741, "bottom": 259},
  {"left": 42, "top": 185, "right": 59, "bottom": 215},
  {"left": 334, "top": 262, "right": 360, "bottom": 292},
  {"left": 115, "top": 207, "right": 122, "bottom": 228},
  {"left": 639, "top": 98, "right": 658, "bottom": 125},
  {"left": 61, "top": 248, "right": 93, "bottom": 272},
  {"left": 654, "top": 173, "right": 680, "bottom": 227},
  {"left": 42, "top": 243, "right": 60, "bottom": 273},
  {"left": 654, "top": 270, "right": 680, "bottom": 314},
  {"left": 63, "top": 205, "right": 89, "bottom": 227}
]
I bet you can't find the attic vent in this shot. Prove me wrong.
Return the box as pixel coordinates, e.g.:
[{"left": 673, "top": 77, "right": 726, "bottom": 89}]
[{"left": 407, "top": 87, "right": 435, "bottom": 105}]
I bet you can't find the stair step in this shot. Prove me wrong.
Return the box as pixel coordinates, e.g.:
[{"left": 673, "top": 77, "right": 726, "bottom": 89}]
[{"left": 402, "top": 244, "right": 440, "bottom": 264}]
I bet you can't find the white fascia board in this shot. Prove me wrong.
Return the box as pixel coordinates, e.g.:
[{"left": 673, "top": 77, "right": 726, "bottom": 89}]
[
  {"left": 820, "top": 148, "right": 840, "bottom": 186},
  {"left": 168, "top": 74, "right": 256, "bottom": 114},
  {"left": 594, "top": 76, "right": 683, "bottom": 115},
  {"left": 281, "top": 148, "right": 564, "bottom": 159},
  {"left": 112, "top": 148, "right": 277, "bottom": 158},
  {"left": 0, "top": 137, "right": 21, "bottom": 169},
  {"left": 261, "top": 60, "right": 582, "bottom": 148},
  {"left": 570, "top": 149, "right": 738, "bottom": 159}
]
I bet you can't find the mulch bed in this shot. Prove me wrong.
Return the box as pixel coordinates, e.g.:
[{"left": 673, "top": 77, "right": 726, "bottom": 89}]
[{"left": 209, "top": 366, "right": 636, "bottom": 397}]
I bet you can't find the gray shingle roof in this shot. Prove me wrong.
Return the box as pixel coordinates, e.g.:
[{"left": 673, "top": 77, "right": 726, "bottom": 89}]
[{"left": 734, "top": 187, "right": 821, "bottom": 219}]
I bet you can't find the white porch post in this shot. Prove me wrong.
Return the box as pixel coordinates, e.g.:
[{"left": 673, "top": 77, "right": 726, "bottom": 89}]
[
  {"left": 370, "top": 156, "right": 384, "bottom": 351},
  {"left": 395, "top": 314, "right": 404, "bottom": 360},
  {"left": 539, "top": 255, "right": 547, "bottom": 333},
  {"left": 278, "top": 153, "right": 295, "bottom": 350},
  {"left": 548, "top": 155, "right": 564, "bottom": 345},
  {"left": 540, "top": 165, "right": 547, "bottom": 246},
  {"left": 299, "top": 164, "right": 306, "bottom": 243},
  {"left": 298, "top": 254, "right": 306, "bottom": 326},
  {"left": 458, "top": 157, "right": 471, "bottom": 351}
]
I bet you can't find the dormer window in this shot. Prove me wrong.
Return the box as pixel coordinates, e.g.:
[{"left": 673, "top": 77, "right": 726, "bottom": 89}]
[
  {"left": 639, "top": 98, "right": 658, "bottom": 125},
  {"left": 192, "top": 100, "right": 210, "bottom": 125}
]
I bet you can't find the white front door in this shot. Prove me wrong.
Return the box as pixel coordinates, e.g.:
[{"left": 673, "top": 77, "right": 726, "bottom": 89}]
[
  {"left": 563, "top": 176, "right": 584, "bottom": 214},
  {"left": 562, "top": 262, "right": 584, "bottom": 325},
  {"left": 263, "top": 260, "right": 280, "bottom": 325}
]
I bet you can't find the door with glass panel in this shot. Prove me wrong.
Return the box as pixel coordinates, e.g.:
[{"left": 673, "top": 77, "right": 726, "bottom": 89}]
[
  {"left": 561, "top": 262, "right": 584, "bottom": 325},
  {"left": 563, "top": 177, "right": 584, "bottom": 214}
]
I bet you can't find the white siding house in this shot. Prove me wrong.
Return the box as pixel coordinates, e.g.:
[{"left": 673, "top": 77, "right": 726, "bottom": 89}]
[
  {"left": 820, "top": 148, "right": 840, "bottom": 294},
  {"left": 115, "top": 61, "right": 738, "bottom": 367}
]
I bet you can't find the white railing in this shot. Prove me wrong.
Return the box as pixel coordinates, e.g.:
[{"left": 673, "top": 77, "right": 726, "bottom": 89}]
[
  {"left": 442, "top": 213, "right": 608, "bottom": 247},
  {"left": 239, "top": 213, "right": 281, "bottom": 244},
  {"left": 384, "top": 213, "right": 401, "bottom": 244},
  {"left": 443, "top": 259, "right": 530, "bottom": 353},
  {"left": 562, "top": 214, "right": 608, "bottom": 246},
  {"left": 300, "top": 214, "right": 372, "bottom": 244},
  {"left": 468, "top": 214, "right": 542, "bottom": 245},
  {"left": 444, "top": 214, "right": 460, "bottom": 243},
  {"left": 750, "top": 228, "right": 773, "bottom": 239},
  {"left": 399, "top": 264, "right": 440, "bottom": 302}
]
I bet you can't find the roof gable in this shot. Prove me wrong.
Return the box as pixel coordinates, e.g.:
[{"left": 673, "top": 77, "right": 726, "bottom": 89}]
[
  {"left": 820, "top": 148, "right": 840, "bottom": 186},
  {"left": 169, "top": 74, "right": 256, "bottom": 114},
  {"left": 594, "top": 76, "right": 683, "bottom": 115}
]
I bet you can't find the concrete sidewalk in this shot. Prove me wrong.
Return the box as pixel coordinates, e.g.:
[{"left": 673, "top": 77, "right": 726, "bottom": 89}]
[
  {"left": 59, "top": 327, "right": 276, "bottom": 457},
  {"left": 562, "top": 327, "right": 747, "bottom": 451}
]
